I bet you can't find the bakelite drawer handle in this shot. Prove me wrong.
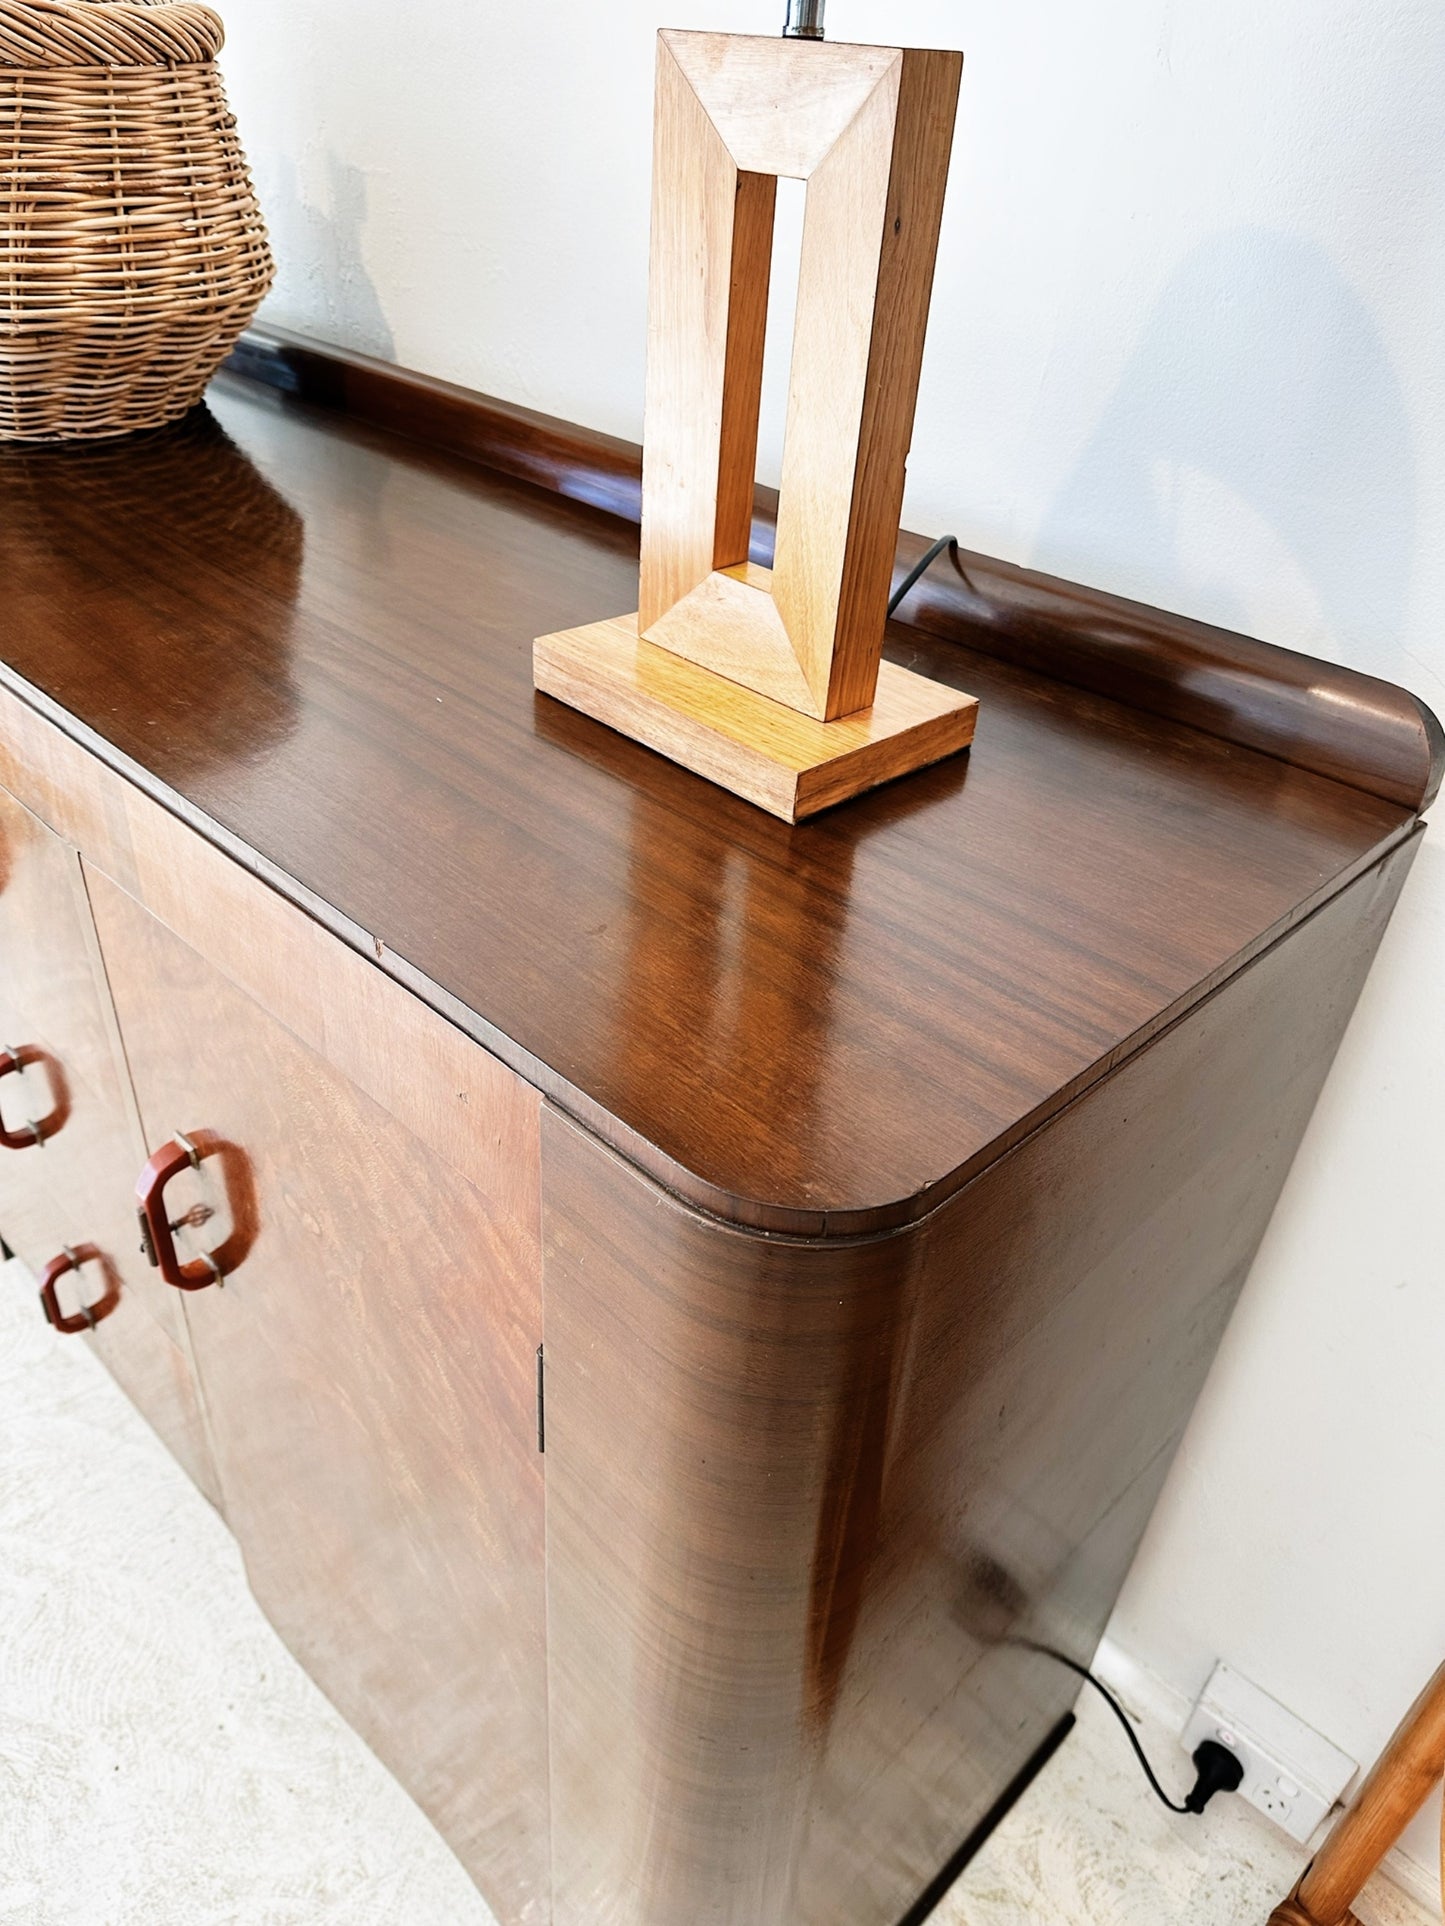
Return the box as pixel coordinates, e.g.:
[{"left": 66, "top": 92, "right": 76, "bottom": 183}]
[
  {"left": 0, "top": 1045, "right": 45, "bottom": 1148},
  {"left": 137, "top": 1134, "right": 225, "bottom": 1291},
  {"left": 39, "top": 1245, "right": 120, "bottom": 1335}
]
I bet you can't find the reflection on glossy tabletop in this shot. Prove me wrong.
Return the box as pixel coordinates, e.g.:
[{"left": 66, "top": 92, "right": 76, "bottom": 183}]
[
  {"left": 0, "top": 374, "right": 1422, "bottom": 1233},
  {"left": 0, "top": 406, "right": 303, "bottom": 784},
  {"left": 233, "top": 328, "right": 1442, "bottom": 816}
]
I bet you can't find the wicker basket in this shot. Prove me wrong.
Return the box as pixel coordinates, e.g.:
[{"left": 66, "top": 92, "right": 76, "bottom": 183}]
[{"left": 0, "top": 0, "right": 274, "bottom": 440}]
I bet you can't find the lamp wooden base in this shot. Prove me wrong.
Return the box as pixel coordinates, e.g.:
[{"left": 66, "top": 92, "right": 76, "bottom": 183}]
[{"left": 534, "top": 616, "right": 978, "bottom": 823}]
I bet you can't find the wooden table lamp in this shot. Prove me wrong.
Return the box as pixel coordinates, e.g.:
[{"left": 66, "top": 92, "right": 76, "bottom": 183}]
[{"left": 534, "top": 23, "right": 975, "bottom": 821}]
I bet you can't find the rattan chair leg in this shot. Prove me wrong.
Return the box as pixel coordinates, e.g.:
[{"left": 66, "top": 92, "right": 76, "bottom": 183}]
[{"left": 1265, "top": 1661, "right": 1445, "bottom": 1926}]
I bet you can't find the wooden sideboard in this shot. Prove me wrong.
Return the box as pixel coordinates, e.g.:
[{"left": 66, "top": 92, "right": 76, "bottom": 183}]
[{"left": 0, "top": 338, "right": 1437, "bottom": 1926}]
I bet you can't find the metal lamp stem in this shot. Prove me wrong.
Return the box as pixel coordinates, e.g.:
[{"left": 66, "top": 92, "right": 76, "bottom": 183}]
[{"left": 783, "top": 0, "right": 825, "bottom": 39}]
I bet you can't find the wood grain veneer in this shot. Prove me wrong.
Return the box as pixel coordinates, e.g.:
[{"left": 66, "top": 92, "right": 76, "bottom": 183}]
[
  {"left": 0, "top": 384, "right": 1429, "bottom": 1236},
  {"left": 543, "top": 833, "right": 1418, "bottom": 1924},
  {"left": 0, "top": 681, "right": 537, "bottom": 1240},
  {"left": 0, "top": 783, "right": 219, "bottom": 1500},
  {"left": 87, "top": 866, "right": 549, "bottom": 1925}
]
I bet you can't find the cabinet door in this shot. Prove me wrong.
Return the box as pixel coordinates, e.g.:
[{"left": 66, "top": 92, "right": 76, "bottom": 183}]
[
  {"left": 86, "top": 864, "right": 549, "bottom": 1926},
  {"left": 0, "top": 783, "right": 218, "bottom": 1502}
]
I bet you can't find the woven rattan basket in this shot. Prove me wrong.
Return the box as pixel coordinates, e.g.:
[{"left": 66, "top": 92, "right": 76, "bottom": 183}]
[{"left": 0, "top": 0, "right": 273, "bottom": 440}]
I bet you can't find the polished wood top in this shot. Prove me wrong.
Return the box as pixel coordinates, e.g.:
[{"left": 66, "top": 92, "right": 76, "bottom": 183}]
[{"left": 0, "top": 376, "right": 1425, "bottom": 1233}]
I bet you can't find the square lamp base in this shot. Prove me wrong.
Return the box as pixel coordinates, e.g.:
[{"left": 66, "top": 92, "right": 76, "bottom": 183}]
[{"left": 534, "top": 616, "right": 978, "bottom": 823}]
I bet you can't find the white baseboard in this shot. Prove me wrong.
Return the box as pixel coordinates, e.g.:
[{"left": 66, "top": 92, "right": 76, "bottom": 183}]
[
  {"left": 1379, "top": 1842, "right": 1444, "bottom": 1916},
  {"left": 1092, "top": 1635, "right": 1194, "bottom": 1730}
]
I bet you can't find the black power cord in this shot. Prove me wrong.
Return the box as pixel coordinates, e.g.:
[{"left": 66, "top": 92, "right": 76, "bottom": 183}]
[
  {"left": 952, "top": 1553, "right": 1242, "bottom": 1820},
  {"left": 1016, "top": 1641, "right": 1244, "bottom": 1816},
  {"left": 887, "top": 532, "right": 978, "bottom": 617}
]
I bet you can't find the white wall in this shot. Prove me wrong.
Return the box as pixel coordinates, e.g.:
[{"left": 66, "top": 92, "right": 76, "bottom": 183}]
[{"left": 217, "top": 0, "right": 1445, "bottom": 1889}]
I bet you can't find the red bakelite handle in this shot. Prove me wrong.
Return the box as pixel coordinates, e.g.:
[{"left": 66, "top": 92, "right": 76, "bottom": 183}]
[
  {"left": 39, "top": 1246, "right": 119, "bottom": 1335},
  {"left": 0, "top": 1046, "right": 43, "bottom": 1149},
  {"left": 136, "top": 1137, "right": 224, "bottom": 1291}
]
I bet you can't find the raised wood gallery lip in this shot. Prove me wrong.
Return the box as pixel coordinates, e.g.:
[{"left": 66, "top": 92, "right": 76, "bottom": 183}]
[{"left": 228, "top": 327, "right": 1445, "bottom": 816}]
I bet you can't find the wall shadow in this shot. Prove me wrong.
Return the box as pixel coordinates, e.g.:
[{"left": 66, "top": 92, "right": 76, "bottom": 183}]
[
  {"left": 268, "top": 152, "right": 397, "bottom": 363},
  {"left": 1037, "top": 228, "right": 1418, "bottom": 682}
]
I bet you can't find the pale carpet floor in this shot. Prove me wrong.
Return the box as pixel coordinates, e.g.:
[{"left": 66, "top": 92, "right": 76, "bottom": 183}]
[{"left": 0, "top": 1257, "right": 1428, "bottom": 1926}]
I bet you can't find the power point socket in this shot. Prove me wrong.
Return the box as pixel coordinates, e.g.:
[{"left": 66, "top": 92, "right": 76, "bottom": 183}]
[{"left": 1181, "top": 1663, "right": 1357, "bottom": 1844}]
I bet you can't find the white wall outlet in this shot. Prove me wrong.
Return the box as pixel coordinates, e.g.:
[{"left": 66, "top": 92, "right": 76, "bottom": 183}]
[{"left": 1182, "top": 1664, "right": 1357, "bottom": 1844}]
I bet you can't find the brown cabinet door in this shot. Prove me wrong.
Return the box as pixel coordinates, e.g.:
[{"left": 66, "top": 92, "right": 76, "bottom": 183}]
[
  {"left": 0, "top": 783, "right": 218, "bottom": 1501},
  {"left": 85, "top": 864, "right": 549, "bottom": 1926}
]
